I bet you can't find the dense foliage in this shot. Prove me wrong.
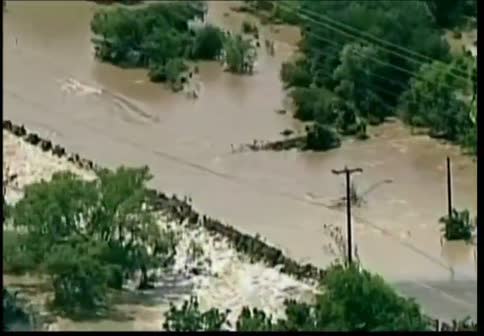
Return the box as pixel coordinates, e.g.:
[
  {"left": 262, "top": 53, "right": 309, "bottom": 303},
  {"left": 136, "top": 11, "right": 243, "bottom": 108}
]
[
  {"left": 4, "top": 167, "right": 178, "bottom": 316},
  {"left": 399, "top": 55, "right": 476, "bottom": 153},
  {"left": 273, "top": 0, "right": 476, "bottom": 153},
  {"left": 439, "top": 208, "right": 476, "bottom": 241},
  {"left": 164, "top": 264, "right": 431, "bottom": 331},
  {"left": 90, "top": 2, "right": 255, "bottom": 91},
  {"left": 424, "top": 0, "right": 477, "bottom": 28},
  {"left": 223, "top": 35, "right": 257, "bottom": 74}
]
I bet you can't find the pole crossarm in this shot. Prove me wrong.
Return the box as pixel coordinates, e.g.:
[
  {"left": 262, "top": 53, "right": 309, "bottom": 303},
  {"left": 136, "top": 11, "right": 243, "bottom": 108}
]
[{"left": 332, "top": 167, "right": 363, "bottom": 175}]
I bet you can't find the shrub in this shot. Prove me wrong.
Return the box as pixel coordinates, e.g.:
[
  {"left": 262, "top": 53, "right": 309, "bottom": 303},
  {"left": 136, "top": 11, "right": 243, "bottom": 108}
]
[
  {"left": 163, "top": 297, "right": 229, "bottom": 331},
  {"left": 223, "top": 34, "right": 256, "bottom": 74},
  {"left": 305, "top": 124, "right": 341, "bottom": 151},
  {"left": 439, "top": 208, "right": 475, "bottom": 241},
  {"left": 165, "top": 58, "right": 188, "bottom": 84},
  {"left": 290, "top": 88, "right": 319, "bottom": 121},
  {"left": 280, "top": 61, "right": 312, "bottom": 89},
  {"left": 191, "top": 25, "right": 225, "bottom": 60},
  {"left": 163, "top": 264, "right": 431, "bottom": 331},
  {"left": 3, "top": 231, "right": 37, "bottom": 275},
  {"left": 46, "top": 239, "right": 110, "bottom": 315}
]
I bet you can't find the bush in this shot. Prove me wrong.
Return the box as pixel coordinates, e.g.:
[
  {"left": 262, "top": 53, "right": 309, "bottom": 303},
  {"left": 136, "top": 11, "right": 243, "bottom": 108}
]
[
  {"left": 310, "top": 264, "right": 429, "bottom": 331},
  {"left": 399, "top": 58, "right": 475, "bottom": 150},
  {"left": 280, "top": 61, "right": 312, "bottom": 89},
  {"left": 163, "top": 297, "right": 229, "bottom": 331},
  {"left": 148, "top": 63, "right": 167, "bottom": 83},
  {"left": 439, "top": 208, "right": 475, "bottom": 241},
  {"left": 163, "top": 264, "right": 431, "bottom": 331},
  {"left": 305, "top": 124, "right": 341, "bottom": 151},
  {"left": 290, "top": 88, "right": 319, "bottom": 121},
  {"left": 236, "top": 307, "right": 275, "bottom": 331},
  {"left": 270, "top": 1, "right": 301, "bottom": 25},
  {"left": 3, "top": 231, "right": 37, "bottom": 275},
  {"left": 223, "top": 34, "right": 256, "bottom": 74},
  {"left": 165, "top": 58, "right": 188, "bottom": 84},
  {"left": 46, "top": 239, "right": 110, "bottom": 315},
  {"left": 190, "top": 25, "right": 225, "bottom": 60}
]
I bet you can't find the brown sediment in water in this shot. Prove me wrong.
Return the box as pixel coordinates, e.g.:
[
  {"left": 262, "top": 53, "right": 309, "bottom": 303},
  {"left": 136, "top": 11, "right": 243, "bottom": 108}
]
[
  {"left": 3, "top": 121, "right": 475, "bottom": 331},
  {"left": 3, "top": 122, "right": 321, "bottom": 331},
  {"left": 3, "top": 0, "right": 477, "bottom": 322}
]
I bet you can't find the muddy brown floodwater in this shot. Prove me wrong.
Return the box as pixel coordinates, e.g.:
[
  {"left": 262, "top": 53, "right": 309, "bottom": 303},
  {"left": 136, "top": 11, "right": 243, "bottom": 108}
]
[{"left": 3, "top": 0, "right": 477, "bottom": 324}]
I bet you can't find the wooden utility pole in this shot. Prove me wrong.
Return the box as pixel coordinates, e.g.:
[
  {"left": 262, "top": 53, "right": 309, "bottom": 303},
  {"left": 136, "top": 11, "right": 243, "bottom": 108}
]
[
  {"left": 446, "top": 156, "right": 453, "bottom": 219},
  {"left": 332, "top": 166, "right": 363, "bottom": 265}
]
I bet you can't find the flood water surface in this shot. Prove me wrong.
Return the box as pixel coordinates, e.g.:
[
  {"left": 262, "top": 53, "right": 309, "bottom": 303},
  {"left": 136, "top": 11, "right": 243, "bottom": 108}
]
[{"left": 3, "top": 0, "right": 477, "bottom": 324}]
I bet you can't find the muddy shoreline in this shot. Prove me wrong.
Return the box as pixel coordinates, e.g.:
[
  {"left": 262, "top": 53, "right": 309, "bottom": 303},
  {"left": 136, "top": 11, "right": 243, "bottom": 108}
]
[{"left": 3, "top": 119, "right": 476, "bottom": 331}]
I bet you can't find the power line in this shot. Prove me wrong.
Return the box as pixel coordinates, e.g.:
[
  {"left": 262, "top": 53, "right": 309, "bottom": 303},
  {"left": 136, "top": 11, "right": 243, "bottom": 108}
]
[
  {"left": 279, "top": 24, "right": 467, "bottom": 108},
  {"left": 278, "top": 1, "right": 472, "bottom": 81},
  {"left": 288, "top": 36, "right": 464, "bottom": 109},
  {"left": 276, "top": 2, "right": 472, "bottom": 94}
]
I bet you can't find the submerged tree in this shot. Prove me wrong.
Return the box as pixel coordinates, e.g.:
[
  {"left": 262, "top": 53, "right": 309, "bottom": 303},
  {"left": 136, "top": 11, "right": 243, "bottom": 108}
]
[
  {"left": 90, "top": 2, "right": 247, "bottom": 91},
  {"left": 223, "top": 34, "right": 257, "bottom": 74},
  {"left": 439, "top": 208, "right": 476, "bottom": 242},
  {"left": 305, "top": 124, "right": 341, "bottom": 151},
  {"left": 399, "top": 58, "right": 475, "bottom": 151},
  {"left": 7, "top": 167, "right": 178, "bottom": 315},
  {"left": 278, "top": 1, "right": 453, "bottom": 145}
]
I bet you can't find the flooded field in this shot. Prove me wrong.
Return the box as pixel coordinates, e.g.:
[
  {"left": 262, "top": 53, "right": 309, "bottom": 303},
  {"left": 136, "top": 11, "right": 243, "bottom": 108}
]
[{"left": 3, "top": 0, "right": 477, "bottom": 324}]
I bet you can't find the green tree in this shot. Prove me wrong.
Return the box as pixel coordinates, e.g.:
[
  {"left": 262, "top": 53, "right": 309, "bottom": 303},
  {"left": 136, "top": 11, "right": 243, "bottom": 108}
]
[
  {"left": 46, "top": 238, "right": 110, "bottom": 315},
  {"left": 90, "top": 2, "right": 222, "bottom": 88},
  {"left": 163, "top": 264, "right": 430, "bottom": 331},
  {"left": 163, "top": 297, "right": 229, "bottom": 331},
  {"left": 399, "top": 59, "right": 474, "bottom": 149},
  {"left": 280, "top": 58, "right": 312, "bottom": 89},
  {"left": 8, "top": 167, "right": 177, "bottom": 315},
  {"left": 305, "top": 264, "right": 429, "bottom": 331},
  {"left": 236, "top": 307, "right": 275, "bottom": 331},
  {"left": 305, "top": 124, "right": 341, "bottom": 151},
  {"left": 223, "top": 34, "right": 256, "bottom": 74},
  {"left": 190, "top": 25, "right": 225, "bottom": 60},
  {"left": 424, "top": 0, "right": 477, "bottom": 28},
  {"left": 332, "top": 43, "right": 389, "bottom": 122},
  {"left": 280, "top": 0, "right": 452, "bottom": 144},
  {"left": 439, "top": 208, "right": 476, "bottom": 241}
]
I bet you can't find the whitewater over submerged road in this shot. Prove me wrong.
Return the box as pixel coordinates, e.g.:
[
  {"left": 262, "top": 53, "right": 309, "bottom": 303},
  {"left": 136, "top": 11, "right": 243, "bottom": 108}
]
[{"left": 3, "top": 1, "right": 477, "bottom": 321}]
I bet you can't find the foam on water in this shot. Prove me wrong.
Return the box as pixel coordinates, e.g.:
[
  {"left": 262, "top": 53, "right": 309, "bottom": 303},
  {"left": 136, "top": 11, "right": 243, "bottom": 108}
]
[{"left": 3, "top": 130, "right": 319, "bottom": 330}]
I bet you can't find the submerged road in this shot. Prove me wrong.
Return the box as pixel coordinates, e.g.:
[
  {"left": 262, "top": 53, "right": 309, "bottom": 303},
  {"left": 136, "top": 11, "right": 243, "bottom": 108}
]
[{"left": 3, "top": 0, "right": 477, "bottom": 321}]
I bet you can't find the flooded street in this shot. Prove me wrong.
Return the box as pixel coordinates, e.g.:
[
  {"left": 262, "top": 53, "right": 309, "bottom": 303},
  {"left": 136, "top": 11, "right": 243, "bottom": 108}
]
[{"left": 3, "top": 0, "right": 477, "bottom": 323}]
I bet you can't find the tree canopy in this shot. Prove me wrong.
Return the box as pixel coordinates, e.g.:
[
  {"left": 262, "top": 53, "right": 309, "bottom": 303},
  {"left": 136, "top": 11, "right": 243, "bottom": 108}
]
[
  {"left": 4, "top": 167, "right": 178, "bottom": 316},
  {"left": 90, "top": 1, "right": 255, "bottom": 91},
  {"left": 276, "top": 0, "right": 475, "bottom": 153}
]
